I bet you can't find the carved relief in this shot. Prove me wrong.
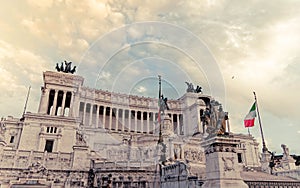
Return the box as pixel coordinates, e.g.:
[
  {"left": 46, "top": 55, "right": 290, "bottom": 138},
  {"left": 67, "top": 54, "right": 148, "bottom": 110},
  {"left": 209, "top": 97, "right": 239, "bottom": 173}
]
[
  {"left": 26, "top": 161, "right": 48, "bottom": 176},
  {"left": 184, "top": 148, "right": 204, "bottom": 162},
  {"left": 0, "top": 121, "right": 6, "bottom": 142},
  {"left": 44, "top": 71, "right": 84, "bottom": 88},
  {"left": 173, "top": 144, "right": 181, "bottom": 159},
  {"left": 222, "top": 156, "right": 235, "bottom": 171}
]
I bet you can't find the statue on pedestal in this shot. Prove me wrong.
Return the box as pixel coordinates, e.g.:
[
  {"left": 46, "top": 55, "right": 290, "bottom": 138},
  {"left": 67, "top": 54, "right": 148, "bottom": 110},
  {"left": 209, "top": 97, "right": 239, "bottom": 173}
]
[
  {"left": 76, "top": 131, "right": 87, "bottom": 146},
  {"left": 281, "top": 144, "right": 290, "bottom": 159},
  {"left": 279, "top": 144, "right": 296, "bottom": 171},
  {"left": 202, "top": 100, "right": 229, "bottom": 137}
]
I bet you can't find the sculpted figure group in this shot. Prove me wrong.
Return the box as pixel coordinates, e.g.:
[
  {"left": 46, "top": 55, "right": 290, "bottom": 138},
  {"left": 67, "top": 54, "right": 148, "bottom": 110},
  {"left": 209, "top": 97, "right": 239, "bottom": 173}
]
[
  {"left": 159, "top": 95, "right": 170, "bottom": 115},
  {"left": 201, "top": 100, "right": 229, "bottom": 137},
  {"left": 185, "top": 82, "right": 202, "bottom": 93},
  {"left": 55, "top": 61, "right": 76, "bottom": 74}
]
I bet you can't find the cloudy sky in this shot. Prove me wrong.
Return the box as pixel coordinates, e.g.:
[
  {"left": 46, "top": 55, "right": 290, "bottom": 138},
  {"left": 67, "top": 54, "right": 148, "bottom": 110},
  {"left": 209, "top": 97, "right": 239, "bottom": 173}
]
[{"left": 0, "top": 0, "right": 299, "bottom": 154}]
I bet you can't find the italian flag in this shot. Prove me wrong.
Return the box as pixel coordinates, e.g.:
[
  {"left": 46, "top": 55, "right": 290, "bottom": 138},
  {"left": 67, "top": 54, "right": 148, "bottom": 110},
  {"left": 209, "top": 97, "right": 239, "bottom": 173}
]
[{"left": 244, "top": 102, "right": 256, "bottom": 127}]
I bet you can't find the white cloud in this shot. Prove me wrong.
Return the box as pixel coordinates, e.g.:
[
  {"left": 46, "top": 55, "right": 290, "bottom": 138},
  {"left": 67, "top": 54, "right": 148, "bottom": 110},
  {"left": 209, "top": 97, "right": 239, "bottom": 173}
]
[
  {"left": 98, "top": 71, "right": 111, "bottom": 80},
  {"left": 136, "top": 86, "right": 146, "bottom": 93},
  {"left": 27, "top": 0, "right": 53, "bottom": 9},
  {"left": 0, "top": 40, "right": 50, "bottom": 117}
]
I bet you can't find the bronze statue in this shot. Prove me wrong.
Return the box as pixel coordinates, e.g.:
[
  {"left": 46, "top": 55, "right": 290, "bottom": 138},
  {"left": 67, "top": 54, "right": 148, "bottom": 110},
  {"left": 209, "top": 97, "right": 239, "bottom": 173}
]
[
  {"left": 217, "top": 112, "right": 228, "bottom": 135},
  {"left": 195, "top": 85, "right": 202, "bottom": 93},
  {"left": 55, "top": 63, "right": 60, "bottom": 72},
  {"left": 70, "top": 66, "right": 76, "bottom": 74},
  {"left": 185, "top": 82, "right": 202, "bottom": 93},
  {"left": 64, "top": 60, "right": 72, "bottom": 73},
  {"left": 159, "top": 95, "right": 170, "bottom": 114},
  {"left": 55, "top": 61, "right": 76, "bottom": 74},
  {"left": 60, "top": 62, "right": 64, "bottom": 71},
  {"left": 201, "top": 108, "right": 210, "bottom": 126},
  {"left": 203, "top": 99, "right": 229, "bottom": 137}
]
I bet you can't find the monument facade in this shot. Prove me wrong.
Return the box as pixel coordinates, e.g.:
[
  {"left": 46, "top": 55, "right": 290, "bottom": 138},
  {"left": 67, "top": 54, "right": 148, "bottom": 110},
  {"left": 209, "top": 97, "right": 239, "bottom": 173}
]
[{"left": 0, "top": 66, "right": 297, "bottom": 187}]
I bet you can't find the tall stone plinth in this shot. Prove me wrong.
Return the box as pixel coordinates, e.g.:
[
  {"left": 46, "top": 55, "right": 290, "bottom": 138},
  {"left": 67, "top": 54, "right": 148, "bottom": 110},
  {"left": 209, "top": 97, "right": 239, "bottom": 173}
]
[
  {"left": 281, "top": 144, "right": 296, "bottom": 171},
  {"left": 201, "top": 136, "right": 248, "bottom": 188},
  {"left": 162, "top": 114, "right": 174, "bottom": 137},
  {"left": 260, "top": 150, "right": 271, "bottom": 173},
  {"left": 72, "top": 145, "right": 90, "bottom": 170}
]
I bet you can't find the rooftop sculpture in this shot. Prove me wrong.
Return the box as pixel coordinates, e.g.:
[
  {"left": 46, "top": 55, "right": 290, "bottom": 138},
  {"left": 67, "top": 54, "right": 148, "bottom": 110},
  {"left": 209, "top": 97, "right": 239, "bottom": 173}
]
[
  {"left": 185, "top": 82, "right": 202, "bottom": 93},
  {"left": 55, "top": 61, "right": 76, "bottom": 74}
]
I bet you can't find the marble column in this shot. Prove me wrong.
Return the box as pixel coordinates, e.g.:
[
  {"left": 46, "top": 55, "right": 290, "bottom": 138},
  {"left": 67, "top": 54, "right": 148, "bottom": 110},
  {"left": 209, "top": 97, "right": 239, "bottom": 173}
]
[
  {"left": 122, "top": 109, "right": 125, "bottom": 132},
  {"left": 152, "top": 112, "right": 156, "bottom": 134},
  {"left": 95, "top": 105, "right": 99, "bottom": 128},
  {"left": 116, "top": 108, "right": 119, "bottom": 130},
  {"left": 109, "top": 107, "right": 112, "bottom": 130},
  {"left": 89, "top": 104, "right": 93, "bottom": 127},
  {"left": 69, "top": 91, "right": 75, "bottom": 117},
  {"left": 102, "top": 107, "right": 106, "bottom": 129},
  {"left": 128, "top": 110, "right": 131, "bottom": 131},
  {"left": 82, "top": 102, "right": 86, "bottom": 125},
  {"left": 60, "top": 91, "right": 67, "bottom": 116},
  {"left": 134, "top": 111, "right": 137, "bottom": 132},
  {"left": 141, "top": 111, "right": 144, "bottom": 133},
  {"left": 51, "top": 90, "right": 58, "bottom": 116},
  {"left": 147, "top": 112, "right": 150, "bottom": 134},
  {"left": 177, "top": 114, "right": 180, "bottom": 135}
]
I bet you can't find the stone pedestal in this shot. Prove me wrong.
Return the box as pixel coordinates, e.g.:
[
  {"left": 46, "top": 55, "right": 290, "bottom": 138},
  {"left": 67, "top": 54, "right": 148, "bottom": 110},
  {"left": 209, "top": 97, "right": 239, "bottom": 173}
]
[
  {"left": 72, "top": 145, "right": 90, "bottom": 170},
  {"left": 201, "top": 136, "right": 248, "bottom": 188},
  {"left": 261, "top": 150, "right": 271, "bottom": 173},
  {"left": 281, "top": 156, "right": 296, "bottom": 171},
  {"left": 162, "top": 115, "right": 173, "bottom": 137},
  {"left": 280, "top": 144, "right": 296, "bottom": 171}
]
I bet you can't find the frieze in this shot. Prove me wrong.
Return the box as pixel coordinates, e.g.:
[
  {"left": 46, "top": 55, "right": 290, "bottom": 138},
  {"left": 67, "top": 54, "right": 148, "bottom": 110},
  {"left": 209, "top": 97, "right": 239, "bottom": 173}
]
[
  {"left": 205, "top": 144, "right": 236, "bottom": 154},
  {"left": 24, "top": 113, "right": 79, "bottom": 125},
  {"left": 0, "top": 168, "right": 89, "bottom": 186},
  {"left": 44, "top": 71, "right": 84, "bottom": 87},
  {"left": 184, "top": 148, "right": 204, "bottom": 162},
  {"left": 80, "top": 87, "right": 182, "bottom": 111}
]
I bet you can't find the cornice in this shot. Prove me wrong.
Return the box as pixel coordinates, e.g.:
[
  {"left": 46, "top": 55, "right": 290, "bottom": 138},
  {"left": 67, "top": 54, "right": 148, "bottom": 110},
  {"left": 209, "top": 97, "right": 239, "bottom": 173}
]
[{"left": 43, "top": 71, "right": 84, "bottom": 88}]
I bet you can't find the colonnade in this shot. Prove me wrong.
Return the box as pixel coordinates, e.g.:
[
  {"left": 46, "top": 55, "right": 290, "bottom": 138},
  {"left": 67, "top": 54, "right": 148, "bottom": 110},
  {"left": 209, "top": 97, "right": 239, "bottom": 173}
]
[
  {"left": 78, "top": 102, "right": 183, "bottom": 135},
  {"left": 46, "top": 89, "right": 73, "bottom": 117}
]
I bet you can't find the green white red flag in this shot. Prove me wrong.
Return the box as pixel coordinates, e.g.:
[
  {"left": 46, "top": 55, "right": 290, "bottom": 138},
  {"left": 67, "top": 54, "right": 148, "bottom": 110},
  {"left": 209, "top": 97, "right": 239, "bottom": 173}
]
[{"left": 244, "top": 102, "right": 256, "bottom": 127}]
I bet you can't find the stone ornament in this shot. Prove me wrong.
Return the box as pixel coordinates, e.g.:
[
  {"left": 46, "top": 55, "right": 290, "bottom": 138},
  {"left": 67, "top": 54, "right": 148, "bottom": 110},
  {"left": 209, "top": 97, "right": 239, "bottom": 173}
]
[
  {"left": 26, "top": 162, "right": 48, "bottom": 176},
  {"left": 222, "top": 156, "right": 235, "bottom": 171}
]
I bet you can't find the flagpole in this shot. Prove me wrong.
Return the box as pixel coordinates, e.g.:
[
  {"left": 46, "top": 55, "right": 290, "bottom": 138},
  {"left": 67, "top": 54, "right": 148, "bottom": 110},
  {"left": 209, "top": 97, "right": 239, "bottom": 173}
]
[
  {"left": 253, "top": 91, "right": 268, "bottom": 152},
  {"left": 158, "top": 75, "right": 163, "bottom": 144},
  {"left": 20, "top": 86, "right": 31, "bottom": 121},
  {"left": 248, "top": 127, "right": 250, "bottom": 136}
]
